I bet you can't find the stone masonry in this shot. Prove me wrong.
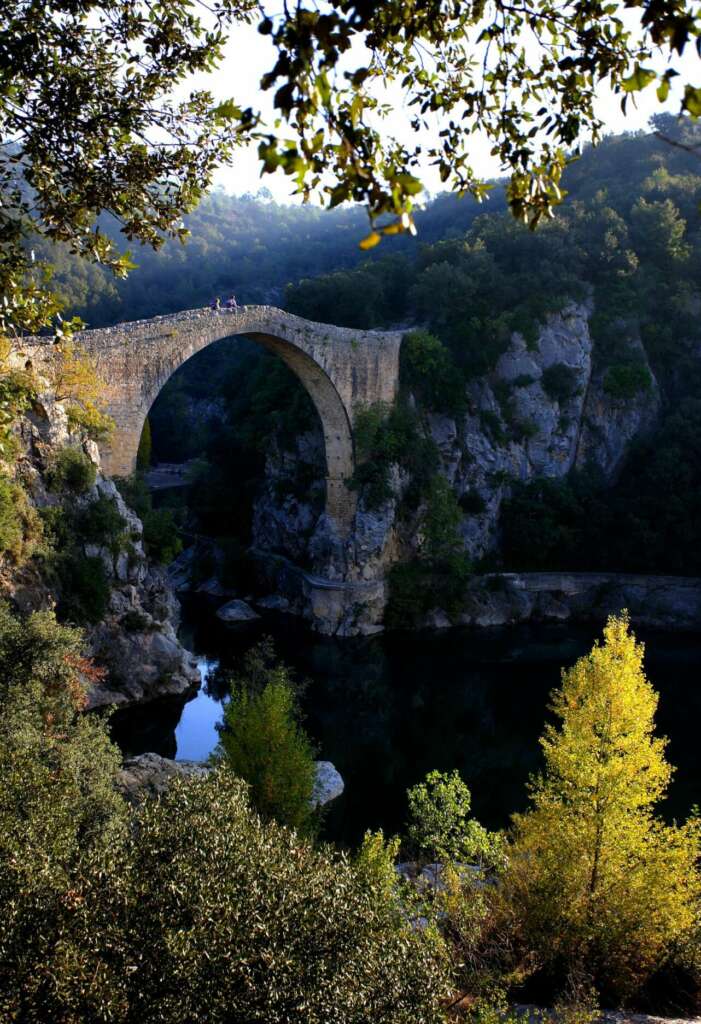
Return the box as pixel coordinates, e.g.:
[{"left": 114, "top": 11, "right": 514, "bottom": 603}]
[{"left": 21, "top": 306, "right": 403, "bottom": 537}]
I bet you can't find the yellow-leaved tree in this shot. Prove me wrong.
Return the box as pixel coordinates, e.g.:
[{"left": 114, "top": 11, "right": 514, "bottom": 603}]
[
  {"left": 49, "top": 341, "right": 114, "bottom": 442},
  {"left": 504, "top": 613, "right": 700, "bottom": 1003}
]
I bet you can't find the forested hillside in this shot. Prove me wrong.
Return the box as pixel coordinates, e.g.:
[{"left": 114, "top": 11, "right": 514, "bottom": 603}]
[{"left": 45, "top": 188, "right": 501, "bottom": 328}]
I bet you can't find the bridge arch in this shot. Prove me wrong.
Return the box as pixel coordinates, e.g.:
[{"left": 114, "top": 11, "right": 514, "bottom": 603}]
[{"left": 58, "top": 306, "right": 402, "bottom": 537}]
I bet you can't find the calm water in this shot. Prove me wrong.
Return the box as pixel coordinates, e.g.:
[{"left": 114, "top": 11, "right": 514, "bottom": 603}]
[{"left": 110, "top": 599, "right": 701, "bottom": 847}]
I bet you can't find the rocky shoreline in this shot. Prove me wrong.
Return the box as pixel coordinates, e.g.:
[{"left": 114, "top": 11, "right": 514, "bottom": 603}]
[
  {"left": 420, "top": 571, "right": 701, "bottom": 634},
  {"left": 117, "top": 752, "right": 344, "bottom": 808}
]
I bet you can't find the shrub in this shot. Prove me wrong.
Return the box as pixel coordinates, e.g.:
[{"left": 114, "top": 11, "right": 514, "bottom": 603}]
[
  {"left": 0, "top": 605, "right": 450, "bottom": 1024},
  {"left": 74, "top": 494, "right": 127, "bottom": 553},
  {"left": 121, "top": 609, "right": 153, "bottom": 632},
  {"left": 603, "top": 361, "right": 653, "bottom": 400},
  {"left": 114, "top": 474, "right": 182, "bottom": 564},
  {"left": 480, "top": 409, "right": 508, "bottom": 445},
  {"left": 214, "top": 644, "right": 318, "bottom": 833},
  {"left": 142, "top": 507, "right": 182, "bottom": 564},
  {"left": 65, "top": 772, "right": 448, "bottom": 1024},
  {"left": 0, "top": 611, "right": 126, "bottom": 1024},
  {"left": 513, "top": 374, "right": 536, "bottom": 388},
  {"left": 350, "top": 402, "right": 438, "bottom": 512},
  {"left": 50, "top": 446, "right": 96, "bottom": 495},
  {"left": 66, "top": 400, "right": 115, "bottom": 442},
  {"left": 0, "top": 366, "right": 36, "bottom": 461},
  {"left": 0, "top": 473, "right": 42, "bottom": 563},
  {"left": 510, "top": 417, "right": 539, "bottom": 442},
  {"left": 113, "top": 473, "right": 150, "bottom": 519},
  {"left": 541, "top": 363, "right": 581, "bottom": 404},
  {"left": 459, "top": 490, "right": 487, "bottom": 515},
  {"left": 406, "top": 770, "right": 504, "bottom": 868},
  {"left": 422, "top": 475, "right": 464, "bottom": 561},
  {"left": 385, "top": 552, "right": 471, "bottom": 629},
  {"left": 401, "top": 329, "right": 466, "bottom": 415}
]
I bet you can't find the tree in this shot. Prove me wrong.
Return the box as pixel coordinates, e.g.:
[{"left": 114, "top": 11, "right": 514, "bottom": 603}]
[
  {"left": 1, "top": 0, "right": 257, "bottom": 340},
  {"left": 504, "top": 614, "right": 701, "bottom": 1002},
  {"left": 254, "top": 0, "right": 701, "bottom": 235},
  {"left": 214, "top": 643, "right": 318, "bottom": 832},
  {"left": 136, "top": 417, "right": 153, "bottom": 471}
]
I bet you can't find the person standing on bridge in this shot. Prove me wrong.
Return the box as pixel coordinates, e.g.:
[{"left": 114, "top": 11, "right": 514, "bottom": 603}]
[
  {"left": 226, "top": 294, "right": 238, "bottom": 311},
  {"left": 209, "top": 297, "right": 221, "bottom": 311}
]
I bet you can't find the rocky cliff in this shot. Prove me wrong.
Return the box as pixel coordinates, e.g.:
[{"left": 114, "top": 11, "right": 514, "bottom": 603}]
[
  {"left": 247, "top": 302, "right": 663, "bottom": 634},
  {"left": 3, "top": 379, "right": 199, "bottom": 708}
]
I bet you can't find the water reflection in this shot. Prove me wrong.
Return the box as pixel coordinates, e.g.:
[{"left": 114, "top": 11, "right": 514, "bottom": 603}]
[
  {"left": 174, "top": 656, "right": 223, "bottom": 761},
  {"left": 110, "top": 600, "right": 701, "bottom": 848}
]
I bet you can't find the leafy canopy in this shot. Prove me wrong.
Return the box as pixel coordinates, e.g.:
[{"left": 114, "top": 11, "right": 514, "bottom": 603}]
[
  {"left": 3, "top": 0, "right": 701, "bottom": 342},
  {"left": 406, "top": 769, "right": 504, "bottom": 868}
]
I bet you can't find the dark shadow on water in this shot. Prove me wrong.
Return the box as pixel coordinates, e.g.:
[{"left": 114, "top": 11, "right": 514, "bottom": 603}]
[{"left": 110, "top": 597, "right": 701, "bottom": 848}]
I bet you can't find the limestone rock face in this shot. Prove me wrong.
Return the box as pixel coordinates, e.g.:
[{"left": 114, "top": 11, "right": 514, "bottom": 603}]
[
  {"left": 421, "top": 572, "right": 701, "bottom": 632},
  {"left": 2, "top": 369, "right": 202, "bottom": 711},
  {"left": 576, "top": 338, "right": 660, "bottom": 477},
  {"left": 86, "top": 565, "right": 201, "bottom": 709},
  {"left": 248, "top": 301, "right": 664, "bottom": 635},
  {"left": 252, "top": 431, "right": 327, "bottom": 568},
  {"left": 424, "top": 304, "right": 660, "bottom": 564}
]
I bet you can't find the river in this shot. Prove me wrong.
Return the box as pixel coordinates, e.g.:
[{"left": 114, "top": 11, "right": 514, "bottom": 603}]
[{"left": 110, "top": 598, "right": 701, "bottom": 847}]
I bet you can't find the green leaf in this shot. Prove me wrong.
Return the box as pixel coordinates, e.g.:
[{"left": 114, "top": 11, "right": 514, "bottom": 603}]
[
  {"left": 621, "top": 65, "right": 657, "bottom": 93},
  {"left": 213, "top": 99, "right": 241, "bottom": 121},
  {"left": 683, "top": 85, "right": 701, "bottom": 117}
]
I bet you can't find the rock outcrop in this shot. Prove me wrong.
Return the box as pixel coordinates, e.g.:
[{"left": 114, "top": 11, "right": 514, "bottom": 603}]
[
  {"left": 4, "top": 370, "right": 200, "bottom": 709},
  {"left": 428, "top": 303, "right": 659, "bottom": 562},
  {"left": 216, "top": 598, "right": 260, "bottom": 624},
  {"left": 117, "top": 752, "right": 345, "bottom": 808},
  {"left": 417, "top": 571, "right": 701, "bottom": 633}
]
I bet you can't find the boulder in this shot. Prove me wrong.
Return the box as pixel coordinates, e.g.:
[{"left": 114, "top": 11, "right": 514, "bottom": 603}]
[
  {"left": 216, "top": 598, "right": 260, "bottom": 624},
  {"left": 311, "top": 760, "right": 345, "bottom": 807}
]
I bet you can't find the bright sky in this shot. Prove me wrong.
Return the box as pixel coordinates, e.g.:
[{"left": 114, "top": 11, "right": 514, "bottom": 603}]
[{"left": 187, "top": 14, "right": 700, "bottom": 204}]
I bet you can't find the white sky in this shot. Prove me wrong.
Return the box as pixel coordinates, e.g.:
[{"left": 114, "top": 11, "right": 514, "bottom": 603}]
[{"left": 186, "top": 14, "right": 700, "bottom": 204}]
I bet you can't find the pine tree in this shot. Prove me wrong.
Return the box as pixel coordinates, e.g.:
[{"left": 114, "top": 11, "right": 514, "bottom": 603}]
[
  {"left": 214, "top": 648, "right": 317, "bottom": 833},
  {"left": 505, "top": 613, "right": 700, "bottom": 1001}
]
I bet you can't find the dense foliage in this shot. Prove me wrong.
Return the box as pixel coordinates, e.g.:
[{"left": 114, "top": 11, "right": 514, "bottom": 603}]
[{"left": 1, "top": 586, "right": 699, "bottom": 1020}]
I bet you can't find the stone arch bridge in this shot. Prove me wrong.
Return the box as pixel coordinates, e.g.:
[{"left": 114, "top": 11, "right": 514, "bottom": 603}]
[{"left": 28, "top": 306, "right": 403, "bottom": 536}]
